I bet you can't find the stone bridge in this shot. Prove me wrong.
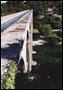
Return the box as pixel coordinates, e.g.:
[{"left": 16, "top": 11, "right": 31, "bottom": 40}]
[{"left": 1, "top": 10, "right": 37, "bottom": 76}]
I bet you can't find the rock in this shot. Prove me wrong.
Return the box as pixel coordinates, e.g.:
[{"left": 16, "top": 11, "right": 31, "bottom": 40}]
[
  {"left": 28, "top": 75, "right": 37, "bottom": 81},
  {"left": 32, "top": 51, "right": 37, "bottom": 54},
  {"left": 47, "top": 75, "right": 50, "bottom": 79},
  {"left": 40, "top": 36, "right": 44, "bottom": 39},
  {"left": 32, "top": 61, "right": 37, "bottom": 66}
]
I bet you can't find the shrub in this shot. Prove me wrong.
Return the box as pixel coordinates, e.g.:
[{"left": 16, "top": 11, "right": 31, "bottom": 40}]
[
  {"left": 54, "top": 17, "right": 62, "bottom": 21},
  {"left": 39, "top": 24, "right": 52, "bottom": 36},
  {"left": 1, "top": 61, "right": 17, "bottom": 89},
  {"left": 46, "top": 33, "right": 61, "bottom": 45},
  {"left": 56, "top": 29, "right": 62, "bottom": 38},
  {"left": 43, "top": 15, "right": 52, "bottom": 24},
  {"left": 51, "top": 20, "right": 62, "bottom": 29},
  {"left": 43, "top": 16, "right": 62, "bottom": 29},
  {"left": 50, "top": 16, "right": 62, "bottom": 29}
]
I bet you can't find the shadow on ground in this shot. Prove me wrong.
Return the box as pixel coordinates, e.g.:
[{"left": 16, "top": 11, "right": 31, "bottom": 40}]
[
  {"left": 1, "top": 39, "right": 23, "bottom": 61},
  {"left": 15, "top": 61, "right": 62, "bottom": 89}
]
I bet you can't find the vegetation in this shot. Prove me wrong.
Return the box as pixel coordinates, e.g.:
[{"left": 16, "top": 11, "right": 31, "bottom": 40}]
[
  {"left": 1, "top": 61, "right": 17, "bottom": 89},
  {"left": 56, "top": 29, "right": 62, "bottom": 38},
  {"left": 50, "top": 17, "right": 62, "bottom": 29},
  {"left": 33, "top": 45, "right": 62, "bottom": 63},
  {"left": 39, "top": 24, "right": 52, "bottom": 37},
  {"left": 1, "top": 1, "right": 62, "bottom": 16},
  {"left": 43, "top": 15, "right": 53, "bottom": 24},
  {"left": 1, "top": 1, "right": 62, "bottom": 89},
  {"left": 1, "top": 1, "right": 62, "bottom": 32},
  {"left": 45, "top": 33, "right": 61, "bottom": 45},
  {"left": 42, "top": 15, "right": 62, "bottom": 29}
]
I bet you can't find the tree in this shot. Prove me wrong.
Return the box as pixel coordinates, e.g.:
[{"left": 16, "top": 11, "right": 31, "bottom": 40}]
[
  {"left": 39, "top": 24, "right": 52, "bottom": 36},
  {"left": 46, "top": 33, "right": 61, "bottom": 45},
  {"left": 51, "top": 17, "right": 62, "bottom": 29},
  {"left": 1, "top": 1, "right": 26, "bottom": 16}
]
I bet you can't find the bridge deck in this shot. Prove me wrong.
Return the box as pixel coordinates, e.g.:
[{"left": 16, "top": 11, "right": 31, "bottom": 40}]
[
  {"left": 1, "top": 10, "right": 30, "bottom": 31},
  {"left": 1, "top": 10, "right": 32, "bottom": 75},
  {"left": 1, "top": 10, "right": 29, "bottom": 24}
]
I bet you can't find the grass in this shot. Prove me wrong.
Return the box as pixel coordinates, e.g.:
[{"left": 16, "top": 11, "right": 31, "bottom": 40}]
[{"left": 33, "top": 44, "right": 62, "bottom": 64}]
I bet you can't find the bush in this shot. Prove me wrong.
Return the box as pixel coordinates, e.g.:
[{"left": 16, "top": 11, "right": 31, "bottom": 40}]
[
  {"left": 43, "top": 15, "right": 53, "bottom": 24},
  {"left": 51, "top": 20, "right": 62, "bottom": 29},
  {"left": 43, "top": 16, "right": 62, "bottom": 29},
  {"left": 46, "top": 33, "right": 61, "bottom": 45},
  {"left": 54, "top": 17, "right": 62, "bottom": 21},
  {"left": 1, "top": 61, "right": 17, "bottom": 89},
  {"left": 56, "top": 29, "right": 62, "bottom": 38},
  {"left": 51, "top": 16, "right": 62, "bottom": 29},
  {"left": 39, "top": 24, "right": 52, "bottom": 36}
]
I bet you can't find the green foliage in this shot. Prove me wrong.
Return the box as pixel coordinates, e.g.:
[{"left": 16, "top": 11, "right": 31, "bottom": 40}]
[
  {"left": 1, "top": 61, "right": 17, "bottom": 89},
  {"left": 33, "top": 45, "right": 62, "bottom": 63},
  {"left": 43, "top": 15, "right": 53, "bottom": 24},
  {"left": 48, "top": 33, "right": 60, "bottom": 39},
  {"left": 39, "top": 24, "right": 52, "bottom": 36},
  {"left": 51, "top": 20, "right": 62, "bottom": 29},
  {"left": 1, "top": 1, "right": 25, "bottom": 16},
  {"left": 54, "top": 17, "right": 61, "bottom": 21},
  {"left": 46, "top": 33, "right": 61, "bottom": 44},
  {"left": 1, "top": 1, "right": 62, "bottom": 32},
  {"left": 51, "top": 17, "right": 62, "bottom": 29},
  {"left": 54, "top": 29, "right": 62, "bottom": 38},
  {"left": 43, "top": 15, "right": 62, "bottom": 29},
  {"left": 1, "top": 1, "right": 62, "bottom": 16}
]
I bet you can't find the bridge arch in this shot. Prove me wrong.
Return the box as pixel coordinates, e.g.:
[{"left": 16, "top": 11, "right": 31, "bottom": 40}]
[
  {"left": 18, "top": 30, "right": 30, "bottom": 73},
  {"left": 27, "top": 30, "right": 29, "bottom": 41}
]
